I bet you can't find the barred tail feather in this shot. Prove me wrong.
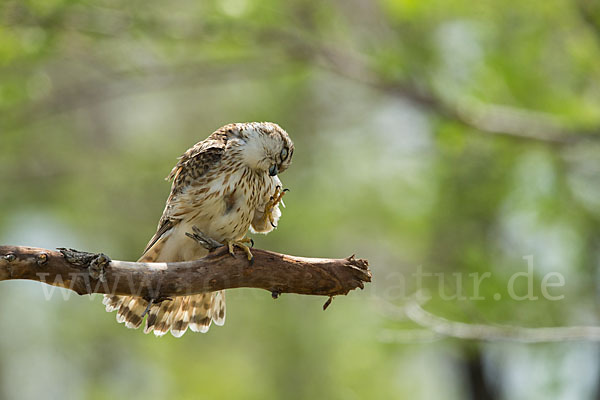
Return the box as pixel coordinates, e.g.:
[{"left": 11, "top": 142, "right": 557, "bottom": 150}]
[
  {"left": 212, "top": 291, "right": 226, "bottom": 326},
  {"left": 188, "top": 292, "right": 225, "bottom": 333},
  {"left": 123, "top": 299, "right": 148, "bottom": 329},
  {"left": 150, "top": 298, "right": 178, "bottom": 337},
  {"left": 103, "top": 295, "right": 123, "bottom": 312},
  {"left": 189, "top": 293, "right": 213, "bottom": 333},
  {"left": 104, "top": 291, "right": 225, "bottom": 337},
  {"left": 171, "top": 297, "right": 191, "bottom": 338}
]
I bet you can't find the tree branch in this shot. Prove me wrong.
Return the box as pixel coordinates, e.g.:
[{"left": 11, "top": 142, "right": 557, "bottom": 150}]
[
  {"left": 323, "top": 49, "right": 599, "bottom": 145},
  {"left": 269, "top": 29, "right": 600, "bottom": 145},
  {"left": 0, "top": 245, "right": 371, "bottom": 302},
  {"left": 379, "top": 297, "right": 600, "bottom": 343}
]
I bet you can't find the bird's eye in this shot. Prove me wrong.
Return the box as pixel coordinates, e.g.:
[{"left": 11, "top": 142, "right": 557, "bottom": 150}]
[{"left": 280, "top": 147, "right": 288, "bottom": 161}]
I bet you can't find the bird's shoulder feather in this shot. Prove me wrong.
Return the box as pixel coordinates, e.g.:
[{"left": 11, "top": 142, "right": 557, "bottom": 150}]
[{"left": 167, "top": 131, "right": 229, "bottom": 186}]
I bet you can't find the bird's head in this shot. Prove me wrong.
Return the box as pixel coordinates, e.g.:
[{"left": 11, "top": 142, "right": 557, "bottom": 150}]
[{"left": 229, "top": 122, "right": 294, "bottom": 176}]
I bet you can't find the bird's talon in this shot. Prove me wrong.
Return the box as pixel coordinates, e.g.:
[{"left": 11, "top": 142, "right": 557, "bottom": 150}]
[
  {"left": 225, "top": 238, "right": 254, "bottom": 263},
  {"left": 261, "top": 186, "right": 287, "bottom": 227}
]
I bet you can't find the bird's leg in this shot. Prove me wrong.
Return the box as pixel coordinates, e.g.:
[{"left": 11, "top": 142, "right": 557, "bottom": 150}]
[
  {"left": 261, "top": 186, "right": 288, "bottom": 228},
  {"left": 226, "top": 237, "right": 255, "bottom": 263},
  {"left": 141, "top": 298, "right": 155, "bottom": 319},
  {"left": 58, "top": 248, "right": 111, "bottom": 283},
  {"left": 188, "top": 226, "right": 254, "bottom": 263},
  {"left": 186, "top": 226, "right": 223, "bottom": 251},
  {"left": 141, "top": 295, "right": 173, "bottom": 318}
]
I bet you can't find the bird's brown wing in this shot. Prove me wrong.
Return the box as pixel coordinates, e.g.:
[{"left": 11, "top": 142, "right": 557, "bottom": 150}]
[
  {"left": 105, "top": 129, "right": 231, "bottom": 335},
  {"left": 139, "top": 218, "right": 174, "bottom": 259},
  {"left": 139, "top": 131, "right": 229, "bottom": 260}
]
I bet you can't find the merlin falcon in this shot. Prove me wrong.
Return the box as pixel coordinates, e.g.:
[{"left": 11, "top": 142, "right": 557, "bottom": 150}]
[{"left": 103, "top": 122, "right": 294, "bottom": 337}]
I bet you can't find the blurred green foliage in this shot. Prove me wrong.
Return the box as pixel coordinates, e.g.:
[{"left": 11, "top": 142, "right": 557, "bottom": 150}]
[{"left": 2, "top": 0, "right": 600, "bottom": 399}]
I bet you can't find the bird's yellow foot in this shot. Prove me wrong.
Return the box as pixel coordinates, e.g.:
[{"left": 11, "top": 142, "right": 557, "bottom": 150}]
[
  {"left": 262, "top": 186, "right": 288, "bottom": 228},
  {"left": 226, "top": 238, "right": 254, "bottom": 262}
]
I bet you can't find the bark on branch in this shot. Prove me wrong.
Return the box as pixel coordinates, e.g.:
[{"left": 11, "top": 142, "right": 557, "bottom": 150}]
[{"left": 0, "top": 245, "right": 371, "bottom": 303}]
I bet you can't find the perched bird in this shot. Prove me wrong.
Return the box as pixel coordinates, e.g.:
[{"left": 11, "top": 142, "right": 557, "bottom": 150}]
[{"left": 103, "top": 122, "right": 294, "bottom": 337}]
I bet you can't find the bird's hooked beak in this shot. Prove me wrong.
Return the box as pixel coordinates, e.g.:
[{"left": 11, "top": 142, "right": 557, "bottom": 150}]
[{"left": 269, "top": 164, "right": 278, "bottom": 176}]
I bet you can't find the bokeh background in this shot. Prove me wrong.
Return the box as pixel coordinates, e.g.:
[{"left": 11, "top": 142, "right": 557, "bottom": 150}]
[{"left": 2, "top": 0, "right": 600, "bottom": 399}]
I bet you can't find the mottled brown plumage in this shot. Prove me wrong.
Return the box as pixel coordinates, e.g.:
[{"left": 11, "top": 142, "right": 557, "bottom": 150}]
[{"left": 103, "top": 122, "right": 294, "bottom": 337}]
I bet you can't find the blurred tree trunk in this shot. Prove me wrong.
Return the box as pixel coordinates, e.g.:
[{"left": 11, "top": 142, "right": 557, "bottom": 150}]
[{"left": 464, "top": 348, "right": 498, "bottom": 400}]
